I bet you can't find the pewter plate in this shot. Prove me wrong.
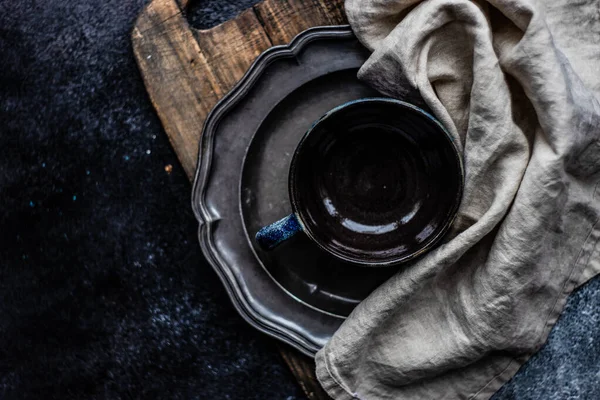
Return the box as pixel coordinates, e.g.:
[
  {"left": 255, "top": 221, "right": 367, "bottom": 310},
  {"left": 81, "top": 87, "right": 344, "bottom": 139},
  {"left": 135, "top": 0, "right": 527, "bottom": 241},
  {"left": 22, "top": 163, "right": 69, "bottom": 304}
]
[{"left": 192, "top": 26, "right": 400, "bottom": 356}]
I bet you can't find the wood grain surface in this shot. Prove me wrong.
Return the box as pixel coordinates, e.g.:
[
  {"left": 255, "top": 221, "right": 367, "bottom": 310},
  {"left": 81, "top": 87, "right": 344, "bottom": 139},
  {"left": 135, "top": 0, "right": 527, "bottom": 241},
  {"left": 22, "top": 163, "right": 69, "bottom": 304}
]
[{"left": 132, "top": 0, "right": 346, "bottom": 398}]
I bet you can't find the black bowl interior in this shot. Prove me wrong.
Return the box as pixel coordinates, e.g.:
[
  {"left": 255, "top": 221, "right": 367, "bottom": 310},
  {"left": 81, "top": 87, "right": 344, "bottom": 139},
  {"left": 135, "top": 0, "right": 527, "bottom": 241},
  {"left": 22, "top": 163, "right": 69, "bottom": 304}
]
[{"left": 290, "top": 99, "right": 463, "bottom": 266}]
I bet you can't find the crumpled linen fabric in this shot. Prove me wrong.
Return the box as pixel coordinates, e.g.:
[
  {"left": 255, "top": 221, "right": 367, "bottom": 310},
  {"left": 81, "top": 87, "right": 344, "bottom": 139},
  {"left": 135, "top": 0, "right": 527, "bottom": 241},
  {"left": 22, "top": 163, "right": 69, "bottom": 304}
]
[{"left": 315, "top": 0, "right": 600, "bottom": 398}]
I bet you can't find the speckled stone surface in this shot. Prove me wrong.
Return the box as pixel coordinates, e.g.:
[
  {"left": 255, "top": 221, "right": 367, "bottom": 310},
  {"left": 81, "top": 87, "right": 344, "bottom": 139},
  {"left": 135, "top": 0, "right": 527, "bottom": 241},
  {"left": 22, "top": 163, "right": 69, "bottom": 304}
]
[
  {"left": 0, "top": 0, "right": 598, "bottom": 399},
  {"left": 0, "top": 1, "right": 302, "bottom": 399},
  {"left": 493, "top": 276, "right": 600, "bottom": 400}
]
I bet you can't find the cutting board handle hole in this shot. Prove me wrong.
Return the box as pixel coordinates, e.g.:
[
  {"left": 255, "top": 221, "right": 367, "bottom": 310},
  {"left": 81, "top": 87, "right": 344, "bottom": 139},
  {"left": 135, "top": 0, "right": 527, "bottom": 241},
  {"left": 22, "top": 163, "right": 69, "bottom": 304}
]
[{"left": 185, "top": 0, "right": 261, "bottom": 30}]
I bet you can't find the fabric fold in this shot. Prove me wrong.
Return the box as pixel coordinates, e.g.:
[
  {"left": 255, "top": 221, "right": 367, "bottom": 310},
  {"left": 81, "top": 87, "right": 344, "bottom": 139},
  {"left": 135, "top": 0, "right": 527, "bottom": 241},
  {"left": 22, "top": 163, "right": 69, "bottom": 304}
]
[{"left": 316, "top": 0, "right": 600, "bottom": 398}]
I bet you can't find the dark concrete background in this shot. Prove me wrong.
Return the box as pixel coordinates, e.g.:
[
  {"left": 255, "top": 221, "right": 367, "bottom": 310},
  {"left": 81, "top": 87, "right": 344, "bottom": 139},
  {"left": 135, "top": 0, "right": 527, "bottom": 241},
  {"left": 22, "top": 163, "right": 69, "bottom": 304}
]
[
  {"left": 0, "top": 0, "right": 302, "bottom": 399},
  {"left": 0, "top": 0, "right": 597, "bottom": 399}
]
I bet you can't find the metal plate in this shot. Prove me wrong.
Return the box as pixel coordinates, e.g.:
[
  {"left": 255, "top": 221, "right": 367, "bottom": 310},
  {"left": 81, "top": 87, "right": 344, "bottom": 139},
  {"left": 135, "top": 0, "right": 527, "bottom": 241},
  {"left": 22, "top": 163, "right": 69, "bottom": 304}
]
[{"left": 192, "top": 26, "right": 399, "bottom": 355}]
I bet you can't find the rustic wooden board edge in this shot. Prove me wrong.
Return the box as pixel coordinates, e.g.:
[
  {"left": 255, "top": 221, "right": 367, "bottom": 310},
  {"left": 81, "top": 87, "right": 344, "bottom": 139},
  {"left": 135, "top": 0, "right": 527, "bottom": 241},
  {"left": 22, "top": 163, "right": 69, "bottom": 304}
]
[{"left": 132, "top": 0, "right": 222, "bottom": 179}]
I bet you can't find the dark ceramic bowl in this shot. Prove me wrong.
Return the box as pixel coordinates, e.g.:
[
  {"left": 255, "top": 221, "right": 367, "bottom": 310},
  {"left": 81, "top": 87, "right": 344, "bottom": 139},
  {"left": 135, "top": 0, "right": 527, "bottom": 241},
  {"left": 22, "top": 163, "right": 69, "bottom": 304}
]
[{"left": 256, "top": 98, "right": 463, "bottom": 267}]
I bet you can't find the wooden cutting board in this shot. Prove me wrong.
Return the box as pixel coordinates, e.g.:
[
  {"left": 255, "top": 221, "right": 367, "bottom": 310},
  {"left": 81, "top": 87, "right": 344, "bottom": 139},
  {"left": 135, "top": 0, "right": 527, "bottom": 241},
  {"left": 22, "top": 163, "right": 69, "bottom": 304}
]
[{"left": 132, "top": 0, "right": 346, "bottom": 398}]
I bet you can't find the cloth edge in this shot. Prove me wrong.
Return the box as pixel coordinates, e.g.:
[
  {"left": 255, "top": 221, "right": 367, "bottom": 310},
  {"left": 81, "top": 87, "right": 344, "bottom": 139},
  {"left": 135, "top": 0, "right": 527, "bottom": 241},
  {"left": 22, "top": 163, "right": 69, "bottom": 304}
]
[{"left": 315, "top": 349, "right": 355, "bottom": 400}]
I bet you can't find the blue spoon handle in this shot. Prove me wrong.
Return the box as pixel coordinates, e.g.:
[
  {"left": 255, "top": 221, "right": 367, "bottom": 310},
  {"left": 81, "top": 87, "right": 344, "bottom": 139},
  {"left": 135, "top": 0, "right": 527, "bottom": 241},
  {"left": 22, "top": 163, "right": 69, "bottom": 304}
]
[{"left": 255, "top": 214, "right": 303, "bottom": 250}]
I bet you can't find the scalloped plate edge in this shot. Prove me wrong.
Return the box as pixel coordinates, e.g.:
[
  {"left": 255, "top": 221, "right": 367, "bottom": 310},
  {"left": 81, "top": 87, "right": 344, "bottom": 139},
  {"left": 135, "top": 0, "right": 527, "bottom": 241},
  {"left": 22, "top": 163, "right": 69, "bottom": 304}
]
[{"left": 191, "top": 25, "right": 355, "bottom": 357}]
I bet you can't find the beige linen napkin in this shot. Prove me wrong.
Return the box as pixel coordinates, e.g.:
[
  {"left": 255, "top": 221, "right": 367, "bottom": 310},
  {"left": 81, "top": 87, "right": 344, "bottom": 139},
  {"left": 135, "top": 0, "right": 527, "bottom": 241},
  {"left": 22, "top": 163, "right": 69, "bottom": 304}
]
[{"left": 315, "top": 0, "right": 600, "bottom": 398}]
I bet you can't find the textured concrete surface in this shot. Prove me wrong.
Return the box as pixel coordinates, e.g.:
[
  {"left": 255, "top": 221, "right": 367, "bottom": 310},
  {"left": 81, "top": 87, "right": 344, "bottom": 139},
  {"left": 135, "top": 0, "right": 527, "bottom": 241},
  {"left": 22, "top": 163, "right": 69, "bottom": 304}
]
[{"left": 0, "top": 1, "right": 302, "bottom": 399}]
